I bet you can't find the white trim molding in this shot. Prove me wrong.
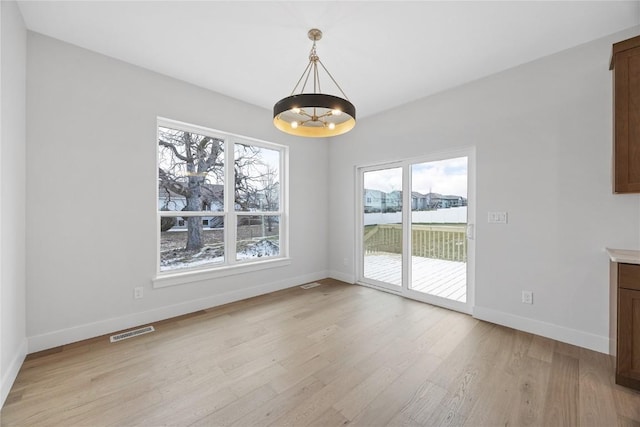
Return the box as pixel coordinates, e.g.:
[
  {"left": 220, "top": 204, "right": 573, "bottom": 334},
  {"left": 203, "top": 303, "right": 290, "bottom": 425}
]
[
  {"left": 473, "top": 305, "right": 610, "bottom": 355},
  {"left": 153, "top": 257, "right": 292, "bottom": 288},
  {"left": 1, "top": 339, "right": 27, "bottom": 407},
  {"left": 328, "top": 270, "right": 355, "bottom": 284},
  {"left": 29, "top": 271, "right": 328, "bottom": 353}
]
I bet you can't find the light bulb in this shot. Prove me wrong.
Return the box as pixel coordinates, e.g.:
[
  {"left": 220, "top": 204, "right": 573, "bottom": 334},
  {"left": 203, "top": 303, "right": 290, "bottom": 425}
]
[
  {"left": 291, "top": 121, "right": 299, "bottom": 129},
  {"left": 331, "top": 109, "right": 342, "bottom": 116},
  {"left": 328, "top": 122, "right": 336, "bottom": 130},
  {"left": 292, "top": 108, "right": 301, "bottom": 114}
]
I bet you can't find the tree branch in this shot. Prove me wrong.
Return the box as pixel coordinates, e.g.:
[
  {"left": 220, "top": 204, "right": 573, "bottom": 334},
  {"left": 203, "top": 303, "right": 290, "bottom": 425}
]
[
  {"left": 158, "top": 167, "right": 190, "bottom": 197},
  {"left": 159, "top": 139, "right": 189, "bottom": 162}
]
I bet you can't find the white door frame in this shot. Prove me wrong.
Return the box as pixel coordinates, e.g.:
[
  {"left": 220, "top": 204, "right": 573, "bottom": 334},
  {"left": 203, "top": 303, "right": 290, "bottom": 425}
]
[{"left": 355, "top": 161, "right": 405, "bottom": 294}]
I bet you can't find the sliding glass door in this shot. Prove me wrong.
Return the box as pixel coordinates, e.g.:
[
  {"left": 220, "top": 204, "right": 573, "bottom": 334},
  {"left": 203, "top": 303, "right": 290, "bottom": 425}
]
[
  {"left": 361, "top": 166, "right": 403, "bottom": 290},
  {"left": 409, "top": 157, "right": 468, "bottom": 303},
  {"left": 357, "top": 150, "right": 474, "bottom": 313}
]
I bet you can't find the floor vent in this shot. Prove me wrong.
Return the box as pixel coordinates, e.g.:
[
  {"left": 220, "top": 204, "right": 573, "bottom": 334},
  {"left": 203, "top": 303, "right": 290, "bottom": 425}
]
[
  {"left": 300, "top": 282, "right": 322, "bottom": 290},
  {"left": 110, "top": 326, "right": 155, "bottom": 343}
]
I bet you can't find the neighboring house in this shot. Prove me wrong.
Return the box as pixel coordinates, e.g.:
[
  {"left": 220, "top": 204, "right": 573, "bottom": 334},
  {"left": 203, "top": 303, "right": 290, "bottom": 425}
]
[
  {"left": 386, "top": 191, "right": 402, "bottom": 212},
  {"left": 158, "top": 183, "right": 224, "bottom": 230},
  {"left": 367, "top": 189, "right": 467, "bottom": 212},
  {"left": 364, "top": 189, "right": 402, "bottom": 213},
  {"left": 412, "top": 191, "right": 429, "bottom": 210},
  {"left": 412, "top": 192, "right": 467, "bottom": 210},
  {"left": 363, "top": 189, "right": 384, "bottom": 213},
  {"left": 438, "top": 194, "right": 467, "bottom": 208}
]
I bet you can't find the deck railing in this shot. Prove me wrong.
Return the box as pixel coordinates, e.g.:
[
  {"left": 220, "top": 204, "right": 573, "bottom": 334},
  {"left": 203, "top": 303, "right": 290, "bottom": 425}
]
[{"left": 364, "top": 223, "right": 467, "bottom": 262}]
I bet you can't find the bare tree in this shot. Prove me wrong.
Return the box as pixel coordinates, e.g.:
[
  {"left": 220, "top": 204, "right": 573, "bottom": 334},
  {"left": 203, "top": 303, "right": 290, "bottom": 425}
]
[
  {"left": 235, "top": 147, "right": 280, "bottom": 232},
  {"left": 158, "top": 128, "right": 223, "bottom": 251},
  {"left": 260, "top": 166, "right": 280, "bottom": 231},
  {"left": 234, "top": 144, "right": 265, "bottom": 211},
  {"left": 158, "top": 130, "right": 279, "bottom": 252}
]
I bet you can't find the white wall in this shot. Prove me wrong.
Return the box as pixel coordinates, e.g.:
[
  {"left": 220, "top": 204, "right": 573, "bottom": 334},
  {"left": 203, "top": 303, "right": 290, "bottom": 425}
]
[
  {"left": 19, "top": 15, "right": 640, "bottom": 360},
  {"left": 26, "top": 33, "right": 329, "bottom": 352},
  {"left": 329, "top": 27, "right": 640, "bottom": 353},
  {"left": 0, "top": 0, "right": 27, "bottom": 406}
]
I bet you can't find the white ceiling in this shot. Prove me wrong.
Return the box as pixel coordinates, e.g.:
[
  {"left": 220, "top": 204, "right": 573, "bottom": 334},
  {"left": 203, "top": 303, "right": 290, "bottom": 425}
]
[{"left": 17, "top": 1, "right": 640, "bottom": 119}]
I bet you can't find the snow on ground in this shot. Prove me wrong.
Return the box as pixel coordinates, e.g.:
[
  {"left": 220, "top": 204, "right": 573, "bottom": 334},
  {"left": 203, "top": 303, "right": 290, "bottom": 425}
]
[{"left": 160, "top": 239, "right": 279, "bottom": 272}]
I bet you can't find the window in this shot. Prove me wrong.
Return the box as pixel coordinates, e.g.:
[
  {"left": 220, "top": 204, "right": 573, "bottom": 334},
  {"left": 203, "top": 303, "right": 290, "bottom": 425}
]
[{"left": 157, "top": 118, "right": 287, "bottom": 281}]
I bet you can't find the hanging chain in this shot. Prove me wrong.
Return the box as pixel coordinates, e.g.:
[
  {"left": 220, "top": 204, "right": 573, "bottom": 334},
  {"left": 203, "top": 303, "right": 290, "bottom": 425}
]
[
  {"left": 317, "top": 59, "right": 349, "bottom": 100},
  {"left": 288, "top": 38, "right": 348, "bottom": 100}
]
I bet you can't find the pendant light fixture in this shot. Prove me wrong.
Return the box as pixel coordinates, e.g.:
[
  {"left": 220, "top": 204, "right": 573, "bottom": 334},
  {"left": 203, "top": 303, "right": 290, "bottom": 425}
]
[{"left": 273, "top": 28, "right": 356, "bottom": 138}]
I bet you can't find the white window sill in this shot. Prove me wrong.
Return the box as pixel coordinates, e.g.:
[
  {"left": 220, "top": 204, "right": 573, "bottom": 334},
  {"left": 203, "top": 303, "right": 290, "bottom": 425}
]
[{"left": 152, "top": 257, "right": 292, "bottom": 288}]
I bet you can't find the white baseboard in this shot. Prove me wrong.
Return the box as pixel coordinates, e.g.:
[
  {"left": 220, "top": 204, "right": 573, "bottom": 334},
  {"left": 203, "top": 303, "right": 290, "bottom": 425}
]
[
  {"left": 1, "top": 338, "right": 27, "bottom": 407},
  {"left": 328, "top": 270, "right": 355, "bottom": 284},
  {"left": 28, "top": 270, "right": 329, "bottom": 353},
  {"left": 473, "top": 305, "right": 610, "bottom": 355}
]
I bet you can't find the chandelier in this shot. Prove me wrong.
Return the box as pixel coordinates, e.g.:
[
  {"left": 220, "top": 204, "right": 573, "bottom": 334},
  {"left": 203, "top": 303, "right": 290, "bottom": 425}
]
[{"left": 273, "top": 29, "right": 356, "bottom": 138}]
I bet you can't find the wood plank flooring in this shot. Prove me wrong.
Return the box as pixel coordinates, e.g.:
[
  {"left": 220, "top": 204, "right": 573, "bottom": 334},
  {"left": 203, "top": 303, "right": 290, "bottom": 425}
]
[{"left": 2, "top": 279, "right": 639, "bottom": 426}]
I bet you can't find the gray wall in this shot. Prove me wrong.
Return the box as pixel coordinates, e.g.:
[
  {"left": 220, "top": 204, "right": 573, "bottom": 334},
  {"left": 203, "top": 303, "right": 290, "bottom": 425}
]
[
  {"left": 17, "top": 10, "right": 640, "bottom": 362},
  {"left": 0, "top": 0, "right": 27, "bottom": 405},
  {"left": 328, "top": 27, "right": 640, "bottom": 353},
  {"left": 26, "top": 33, "right": 329, "bottom": 351}
]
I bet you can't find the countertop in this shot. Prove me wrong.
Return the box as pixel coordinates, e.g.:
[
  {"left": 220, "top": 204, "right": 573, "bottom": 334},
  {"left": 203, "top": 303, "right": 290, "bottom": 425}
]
[{"left": 606, "top": 248, "right": 640, "bottom": 265}]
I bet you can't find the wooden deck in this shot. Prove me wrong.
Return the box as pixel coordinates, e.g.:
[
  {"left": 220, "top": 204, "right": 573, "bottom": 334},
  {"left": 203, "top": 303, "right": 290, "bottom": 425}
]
[{"left": 364, "top": 253, "right": 466, "bottom": 302}]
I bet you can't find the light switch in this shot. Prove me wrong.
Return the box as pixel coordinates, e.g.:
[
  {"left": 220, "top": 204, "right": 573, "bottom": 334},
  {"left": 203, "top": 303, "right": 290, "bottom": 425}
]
[{"left": 488, "top": 211, "right": 508, "bottom": 224}]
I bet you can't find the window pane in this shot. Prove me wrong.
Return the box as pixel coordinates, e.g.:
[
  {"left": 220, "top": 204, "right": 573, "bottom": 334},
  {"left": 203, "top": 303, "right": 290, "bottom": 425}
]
[
  {"left": 234, "top": 144, "right": 280, "bottom": 212},
  {"left": 362, "top": 167, "right": 403, "bottom": 287},
  {"left": 160, "top": 216, "right": 224, "bottom": 271},
  {"left": 158, "top": 126, "right": 224, "bottom": 212},
  {"left": 410, "top": 157, "right": 468, "bottom": 303},
  {"left": 236, "top": 215, "right": 280, "bottom": 260}
]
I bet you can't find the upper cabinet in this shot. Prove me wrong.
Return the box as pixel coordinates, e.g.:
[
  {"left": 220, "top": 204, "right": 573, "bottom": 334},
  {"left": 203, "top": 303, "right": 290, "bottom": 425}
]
[{"left": 611, "top": 35, "right": 640, "bottom": 194}]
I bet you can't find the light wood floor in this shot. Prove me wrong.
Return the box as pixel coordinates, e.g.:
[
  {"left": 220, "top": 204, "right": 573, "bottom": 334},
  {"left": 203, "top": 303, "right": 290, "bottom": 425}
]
[{"left": 2, "top": 279, "right": 639, "bottom": 426}]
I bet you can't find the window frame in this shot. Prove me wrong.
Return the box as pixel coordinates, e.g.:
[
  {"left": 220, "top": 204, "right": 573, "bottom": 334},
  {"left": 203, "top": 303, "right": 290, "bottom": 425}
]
[{"left": 153, "top": 118, "right": 289, "bottom": 288}]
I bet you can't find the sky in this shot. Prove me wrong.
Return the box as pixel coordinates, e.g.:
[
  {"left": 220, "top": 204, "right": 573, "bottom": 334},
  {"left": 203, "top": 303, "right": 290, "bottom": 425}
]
[{"left": 364, "top": 156, "right": 468, "bottom": 197}]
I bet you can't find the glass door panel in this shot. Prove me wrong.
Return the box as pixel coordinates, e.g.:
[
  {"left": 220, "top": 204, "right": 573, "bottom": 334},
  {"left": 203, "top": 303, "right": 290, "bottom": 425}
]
[
  {"left": 410, "top": 157, "right": 468, "bottom": 302},
  {"left": 362, "top": 167, "right": 403, "bottom": 287}
]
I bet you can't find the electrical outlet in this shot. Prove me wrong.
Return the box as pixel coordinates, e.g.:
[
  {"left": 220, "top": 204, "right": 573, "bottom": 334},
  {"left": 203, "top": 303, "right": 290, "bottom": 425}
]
[
  {"left": 134, "top": 287, "right": 144, "bottom": 299},
  {"left": 343, "top": 257, "right": 349, "bottom": 267},
  {"left": 522, "top": 290, "right": 533, "bottom": 304}
]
